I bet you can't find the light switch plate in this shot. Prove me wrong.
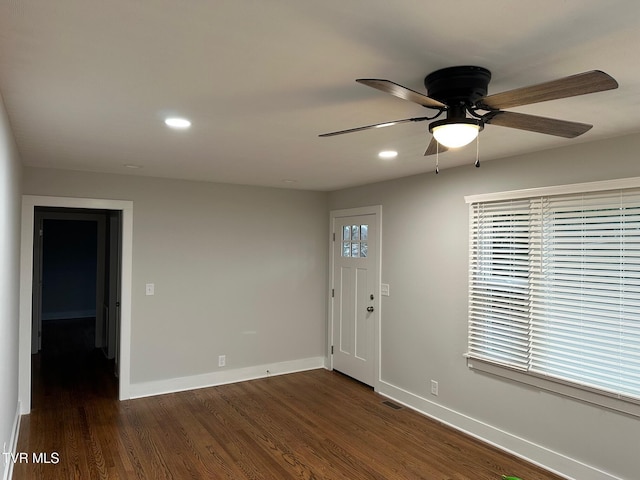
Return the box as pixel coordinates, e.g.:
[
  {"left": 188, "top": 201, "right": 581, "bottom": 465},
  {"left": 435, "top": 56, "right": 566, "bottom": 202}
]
[
  {"left": 145, "top": 283, "right": 155, "bottom": 296},
  {"left": 381, "top": 283, "right": 390, "bottom": 296}
]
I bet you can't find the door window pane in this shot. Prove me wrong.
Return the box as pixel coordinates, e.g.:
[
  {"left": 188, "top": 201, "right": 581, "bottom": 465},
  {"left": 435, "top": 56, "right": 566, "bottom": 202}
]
[{"left": 340, "top": 223, "right": 370, "bottom": 259}]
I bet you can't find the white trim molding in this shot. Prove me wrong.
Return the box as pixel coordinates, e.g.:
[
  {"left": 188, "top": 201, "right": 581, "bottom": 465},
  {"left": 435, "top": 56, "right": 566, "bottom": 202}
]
[
  {"left": 129, "top": 357, "right": 325, "bottom": 399},
  {"left": 19, "top": 195, "right": 134, "bottom": 414},
  {"left": 467, "top": 358, "right": 640, "bottom": 418},
  {"left": 465, "top": 176, "right": 640, "bottom": 204},
  {"left": 377, "top": 380, "right": 624, "bottom": 480},
  {"left": 1, "top": 401, "right": 21, "bottom": 480}
]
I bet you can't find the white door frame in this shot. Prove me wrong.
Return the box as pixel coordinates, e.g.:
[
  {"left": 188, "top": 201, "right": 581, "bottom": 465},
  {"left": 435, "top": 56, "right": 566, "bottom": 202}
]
[
  {"left": 19, "top": 195, "right": 133, "bottom": 413},
  {"left": 328, "top": 205, "right": 382, "bottom": 390}
]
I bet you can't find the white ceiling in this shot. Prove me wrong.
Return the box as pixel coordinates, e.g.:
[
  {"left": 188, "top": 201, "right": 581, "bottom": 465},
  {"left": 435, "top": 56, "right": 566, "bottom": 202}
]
[{"left": 1, "top": 1, "right": 639, "bottom": 191}]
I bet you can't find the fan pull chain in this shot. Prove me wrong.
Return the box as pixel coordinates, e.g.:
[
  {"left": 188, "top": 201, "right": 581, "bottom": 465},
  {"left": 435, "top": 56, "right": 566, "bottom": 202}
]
[
  {"left": 435, "top": 142, "right": 440, "bottom": 174},
  {"left": 474, "top": 133, "right": 480, "bottom": 168}
]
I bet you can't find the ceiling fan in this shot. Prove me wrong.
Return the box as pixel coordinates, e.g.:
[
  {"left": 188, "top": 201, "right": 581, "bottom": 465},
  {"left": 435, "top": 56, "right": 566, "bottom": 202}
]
[{"left": 319, "top": 66, "right": 618, "bottom": 156}]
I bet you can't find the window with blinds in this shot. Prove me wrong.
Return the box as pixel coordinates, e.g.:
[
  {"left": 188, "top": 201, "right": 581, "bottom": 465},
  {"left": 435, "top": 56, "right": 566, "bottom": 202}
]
[{"left": 468, "top": 187, "right": 640, "bottom": 404}]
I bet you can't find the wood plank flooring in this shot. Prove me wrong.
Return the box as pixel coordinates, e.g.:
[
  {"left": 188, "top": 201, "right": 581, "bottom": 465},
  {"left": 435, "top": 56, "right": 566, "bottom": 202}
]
[
  {"left": 16, "top": 320, "right": 564, "bottom": 479},
  {"left": 15, "top": 365, "right": 565, "bottom": 480}
]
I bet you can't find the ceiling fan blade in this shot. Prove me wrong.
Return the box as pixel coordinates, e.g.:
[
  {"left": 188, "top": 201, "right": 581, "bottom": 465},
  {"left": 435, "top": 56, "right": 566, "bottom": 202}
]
[
  {"left": 424, "top": 137, "right": 448, "bottom": 156},
  {"left": 479, "top": 70, "right": 618, "bottom": 110},
  {"left": 356, "top": 79, "right": 447, "bottom": 109},
  {"left": 319, "top": 116, "right": 430, "bottom": 137},
  {"left": 485, "top": 111, "right": 592, "bottom": 138}
]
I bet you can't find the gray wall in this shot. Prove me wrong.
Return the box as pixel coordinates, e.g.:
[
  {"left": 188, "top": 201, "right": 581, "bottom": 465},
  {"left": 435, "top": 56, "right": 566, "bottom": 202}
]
[
  {"left": 0, "top": 93, "right": 22, "bottom": 477},
  {"left": 22, "top": 169, "right": 329, "bottom": 384},
  {"left": 329, "top": 133, "right": 640, "bottom": 480}
]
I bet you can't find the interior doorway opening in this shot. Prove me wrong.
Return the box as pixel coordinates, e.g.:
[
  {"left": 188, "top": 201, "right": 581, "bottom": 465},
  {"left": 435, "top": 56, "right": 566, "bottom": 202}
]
[
  {"left": 30, "top": 207, "right": 122, "bottom": 409},
  {"left": 20, "top": 195, "right": 133, "bottom": 414}
]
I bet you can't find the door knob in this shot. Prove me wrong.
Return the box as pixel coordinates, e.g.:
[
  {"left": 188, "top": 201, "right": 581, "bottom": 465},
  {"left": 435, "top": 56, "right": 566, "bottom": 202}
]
[{"left": 367, "top": 306, "right": 374, "bottom": 312}]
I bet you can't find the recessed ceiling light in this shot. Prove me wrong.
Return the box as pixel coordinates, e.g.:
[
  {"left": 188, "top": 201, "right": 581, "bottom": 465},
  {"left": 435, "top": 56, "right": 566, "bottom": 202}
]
[
  {"left": 378, "top": 150, "right": 398, "bottom": 159},
  {"left": 164, "top": 117, "right": 191, "bottom": 129}
]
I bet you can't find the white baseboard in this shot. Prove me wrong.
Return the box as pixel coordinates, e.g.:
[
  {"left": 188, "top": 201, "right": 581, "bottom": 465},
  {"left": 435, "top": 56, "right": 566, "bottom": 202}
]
[
  {"left": 41, "top": 310, "right": 96, "bottom": 321},
  {"left": 129, "top": 356, "right": 325, "bottom": 399},
  {"left": 377, "top": 380, "right": 622, "bottom": 480},
  {"left": 2, "top": 401, "right": 21, "bottom": 480}
]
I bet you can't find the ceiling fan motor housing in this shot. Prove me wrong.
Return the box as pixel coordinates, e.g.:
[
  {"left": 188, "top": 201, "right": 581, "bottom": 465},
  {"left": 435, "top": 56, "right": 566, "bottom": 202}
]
[{"left": 424, "top": 66, "right": 492, "bottom": 116}]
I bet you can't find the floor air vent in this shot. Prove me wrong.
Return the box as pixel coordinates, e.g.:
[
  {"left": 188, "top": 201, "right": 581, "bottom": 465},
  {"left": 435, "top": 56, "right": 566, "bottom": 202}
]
[{"left": 382, "top": 400, "right": 402, "bottom": 410}]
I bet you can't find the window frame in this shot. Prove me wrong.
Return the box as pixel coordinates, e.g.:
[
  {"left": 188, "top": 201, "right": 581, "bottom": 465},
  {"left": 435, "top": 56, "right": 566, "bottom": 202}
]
[{"left": 465, "top": 176, "right": 640, "bottom": 418}]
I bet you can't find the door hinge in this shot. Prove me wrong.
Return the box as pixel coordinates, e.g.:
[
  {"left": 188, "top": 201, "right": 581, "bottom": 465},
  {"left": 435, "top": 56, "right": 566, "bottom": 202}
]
[
  {"left": 331, "top": 289, "right": 334, "bottom": 298},
  {"left": 331, "top": 345, "right": 334, "bottom": 355},
  {"left": 39, "top": 229, "right": 43, "bottom": 236},
  {"left": 332, "top": 232, "right": 336, "bottom": 241}
]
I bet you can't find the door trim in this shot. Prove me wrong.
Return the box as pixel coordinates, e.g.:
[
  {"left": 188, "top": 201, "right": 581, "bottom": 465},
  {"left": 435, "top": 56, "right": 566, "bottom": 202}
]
[
  {"left": 328, "top": 205, "right": 382, "bottom": 390},
  {"left": 19, "top": 195, "right": 133, "bottom": 412}
]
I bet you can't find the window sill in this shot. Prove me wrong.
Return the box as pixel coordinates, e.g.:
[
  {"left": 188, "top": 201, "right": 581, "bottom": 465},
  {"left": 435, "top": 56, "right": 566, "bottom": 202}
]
[{"left": 466, "top": 357, "right": 640, "bottom": 418}]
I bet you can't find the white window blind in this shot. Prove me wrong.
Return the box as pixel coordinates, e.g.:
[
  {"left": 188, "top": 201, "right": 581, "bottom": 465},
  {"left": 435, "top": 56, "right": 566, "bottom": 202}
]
[
  {"left": 469, "top": 199, "right": 532, "bottom": 370},
  {"left": 468, "top": 188, "right": 640, "bottom": 403}
]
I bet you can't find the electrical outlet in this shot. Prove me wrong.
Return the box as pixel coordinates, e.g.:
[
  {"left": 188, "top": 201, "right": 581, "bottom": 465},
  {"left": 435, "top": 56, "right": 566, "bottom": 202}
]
[
  {"left": 218, "top": 355, "right": 226, "bottom": 367},
  {"left": 430, "top": 380, "right": 438, "bottom": 396}
]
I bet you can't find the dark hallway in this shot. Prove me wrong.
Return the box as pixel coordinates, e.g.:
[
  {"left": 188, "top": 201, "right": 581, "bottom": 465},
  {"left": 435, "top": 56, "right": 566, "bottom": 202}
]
[
  {"left": 31, "top": 317, "right": 116, "bottom": 411},
  {"left": 30, "top": 213, "right": 120, "bottom": 411}
]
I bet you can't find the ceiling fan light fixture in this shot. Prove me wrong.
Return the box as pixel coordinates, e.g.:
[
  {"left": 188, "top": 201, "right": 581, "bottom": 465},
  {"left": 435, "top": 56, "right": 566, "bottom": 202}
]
[{"left": 429, "top": 118, "right": 483, "bottom": 149}]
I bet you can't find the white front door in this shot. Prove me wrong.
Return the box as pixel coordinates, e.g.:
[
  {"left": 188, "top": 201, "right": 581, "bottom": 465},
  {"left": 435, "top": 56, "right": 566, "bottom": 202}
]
[{"left": 331, "top": 209, "right": 380, "bottom": 387}]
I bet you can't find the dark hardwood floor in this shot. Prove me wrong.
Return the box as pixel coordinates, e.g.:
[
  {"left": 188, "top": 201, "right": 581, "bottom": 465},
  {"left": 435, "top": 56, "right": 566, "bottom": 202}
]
[
  {"left": 30, "top": 317, "right": 118, "bottom": 412},
  {"left": 16, "top": 329, "right": 564, "bottom": 479}
]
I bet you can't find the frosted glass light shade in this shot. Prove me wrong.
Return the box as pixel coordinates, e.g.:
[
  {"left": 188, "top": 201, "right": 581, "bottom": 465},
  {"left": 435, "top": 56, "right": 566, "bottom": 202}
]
[{"left": 432, "top": 122, "right": 480, "bottom": 148}]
